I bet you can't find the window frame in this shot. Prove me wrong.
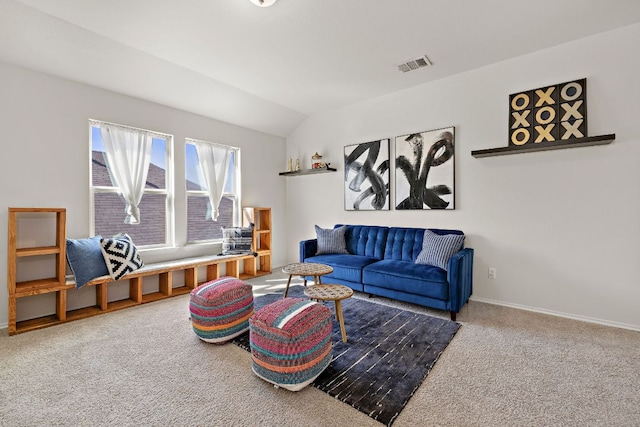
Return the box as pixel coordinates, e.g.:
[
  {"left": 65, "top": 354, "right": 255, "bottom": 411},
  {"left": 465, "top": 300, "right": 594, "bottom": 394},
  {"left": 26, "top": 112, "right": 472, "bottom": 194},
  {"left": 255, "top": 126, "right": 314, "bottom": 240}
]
[
  {"left": 185, "top": 137, "right": 241, "bottom": 244},
  {"left": 89, "top": 119, "right": 175, "bottom": 249}
]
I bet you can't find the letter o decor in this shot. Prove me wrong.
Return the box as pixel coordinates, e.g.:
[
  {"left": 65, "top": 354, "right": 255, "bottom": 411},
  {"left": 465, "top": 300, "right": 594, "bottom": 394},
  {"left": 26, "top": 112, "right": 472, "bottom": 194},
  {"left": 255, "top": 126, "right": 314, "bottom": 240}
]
[
  {"left": 511, "top": 128, "right": 530, "bottom": 145},
  {"left": 561, "top": 82, "right": 583, "bottom": 101},
  {"left": 536, "top": 106, "right": 556, "bottom": 125},
  {"left": 511, "top": 93, "right": 530, "bottom": 111}
]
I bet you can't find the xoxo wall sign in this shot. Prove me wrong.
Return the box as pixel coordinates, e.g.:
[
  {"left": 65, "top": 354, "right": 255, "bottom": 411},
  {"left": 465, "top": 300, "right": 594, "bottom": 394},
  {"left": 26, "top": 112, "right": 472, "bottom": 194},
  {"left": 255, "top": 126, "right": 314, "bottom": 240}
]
[{"left": 509, "top": 78, "right": 587, "bottom": 146}]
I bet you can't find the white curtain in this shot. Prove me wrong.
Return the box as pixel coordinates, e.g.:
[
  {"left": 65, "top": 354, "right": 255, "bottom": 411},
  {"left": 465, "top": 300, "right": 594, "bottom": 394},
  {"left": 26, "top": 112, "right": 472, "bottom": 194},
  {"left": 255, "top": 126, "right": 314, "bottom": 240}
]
[
  {"left": 195, "top": 142, "right": 232, "bottom": 221},
  {"left": 100, "top": 124, "right": 152, "bottom": 224}
]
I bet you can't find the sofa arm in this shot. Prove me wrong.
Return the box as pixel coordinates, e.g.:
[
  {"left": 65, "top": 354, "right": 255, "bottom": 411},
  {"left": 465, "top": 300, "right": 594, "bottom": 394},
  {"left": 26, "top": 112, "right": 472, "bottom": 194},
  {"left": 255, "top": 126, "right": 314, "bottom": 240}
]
[
  {"left": 299, "top": 239, "right": 318, "bottom": 262},
  {"left": 447, "top": 248, "right": 474, "bottom": 314}
]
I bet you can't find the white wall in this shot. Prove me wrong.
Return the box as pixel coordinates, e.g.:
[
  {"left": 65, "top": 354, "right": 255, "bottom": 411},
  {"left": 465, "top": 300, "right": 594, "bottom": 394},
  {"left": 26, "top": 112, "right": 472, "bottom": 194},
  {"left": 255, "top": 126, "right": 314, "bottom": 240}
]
[
  {"left": 0, "top": 62, "right": 288, "bottom": 327},
  {"left": 285, "top": 24, "right": 640, "bottom": 330}
]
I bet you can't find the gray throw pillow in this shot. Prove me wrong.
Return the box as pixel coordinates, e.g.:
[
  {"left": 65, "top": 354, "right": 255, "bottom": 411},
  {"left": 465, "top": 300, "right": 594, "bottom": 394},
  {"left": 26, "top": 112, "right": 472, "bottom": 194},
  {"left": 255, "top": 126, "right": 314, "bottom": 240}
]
[
  {"left": 415, "top": 230, "right": 465, "bottom": 271},
  {"left": 315, "top": 225, "right": 349, "bottom": 255}
]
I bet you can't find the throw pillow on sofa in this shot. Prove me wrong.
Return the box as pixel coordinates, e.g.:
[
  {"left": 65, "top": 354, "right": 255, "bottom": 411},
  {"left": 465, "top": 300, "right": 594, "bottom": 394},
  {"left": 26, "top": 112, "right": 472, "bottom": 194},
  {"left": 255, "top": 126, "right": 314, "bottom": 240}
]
[
  {"left": 100, "top": 233, "right": 144, "bottom": 280},
  {"left": 315, "top": 225, "right": 349, "bottom": 255},
  {"left": 415, "top": 230, "right": 465, "bottom": 271},
  {"left": 66, "top": 236, "right": 111, "bottom": 289}
]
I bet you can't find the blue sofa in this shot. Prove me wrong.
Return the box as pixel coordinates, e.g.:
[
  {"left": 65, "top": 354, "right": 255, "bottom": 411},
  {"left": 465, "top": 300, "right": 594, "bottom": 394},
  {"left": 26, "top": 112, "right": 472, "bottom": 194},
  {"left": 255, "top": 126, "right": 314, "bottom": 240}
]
[{"left": 300, "top": 225, "right": 474, "bottom": 321}]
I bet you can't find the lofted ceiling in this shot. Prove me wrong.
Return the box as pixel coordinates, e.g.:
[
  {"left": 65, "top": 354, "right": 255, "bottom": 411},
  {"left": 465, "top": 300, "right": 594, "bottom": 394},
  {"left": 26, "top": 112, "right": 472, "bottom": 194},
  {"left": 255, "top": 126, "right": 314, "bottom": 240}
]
[{"left": 1, "top": 0, "right": 640, "bottom": 137}]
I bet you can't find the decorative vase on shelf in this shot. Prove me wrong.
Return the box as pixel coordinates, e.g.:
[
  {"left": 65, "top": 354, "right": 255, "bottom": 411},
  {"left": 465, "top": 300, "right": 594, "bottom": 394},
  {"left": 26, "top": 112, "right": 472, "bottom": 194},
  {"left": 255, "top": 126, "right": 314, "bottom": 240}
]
[
  {"left": 295, "top": 159, "right": 300, "bottom": 171},
  {"left": 287, "top": 158, "right": 293, "bottom": 172}
]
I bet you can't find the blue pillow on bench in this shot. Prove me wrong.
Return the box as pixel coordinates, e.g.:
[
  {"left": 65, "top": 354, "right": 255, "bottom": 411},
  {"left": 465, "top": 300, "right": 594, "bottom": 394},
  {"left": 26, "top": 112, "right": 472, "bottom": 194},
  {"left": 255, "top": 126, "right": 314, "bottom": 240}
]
[{"left": 66, "top": 236, "right": 110, "bottom": 289}]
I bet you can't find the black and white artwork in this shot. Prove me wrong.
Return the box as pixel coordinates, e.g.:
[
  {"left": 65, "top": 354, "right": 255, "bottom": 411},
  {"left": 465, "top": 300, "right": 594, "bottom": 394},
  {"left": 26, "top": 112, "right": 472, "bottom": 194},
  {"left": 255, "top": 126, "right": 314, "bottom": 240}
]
[
  {"left": 344, "top": 139, "right": 390, "bottom": 211},
  {"left": 395, "top": 127, "right": 455, "bottom": 210}
]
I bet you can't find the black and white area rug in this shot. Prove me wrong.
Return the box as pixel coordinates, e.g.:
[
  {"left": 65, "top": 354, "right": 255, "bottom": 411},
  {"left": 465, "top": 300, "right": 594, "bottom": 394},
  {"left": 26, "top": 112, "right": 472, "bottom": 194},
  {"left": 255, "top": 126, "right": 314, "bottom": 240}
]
[{"left": 233, "top": 286, "right": 460, "bottom": 426}]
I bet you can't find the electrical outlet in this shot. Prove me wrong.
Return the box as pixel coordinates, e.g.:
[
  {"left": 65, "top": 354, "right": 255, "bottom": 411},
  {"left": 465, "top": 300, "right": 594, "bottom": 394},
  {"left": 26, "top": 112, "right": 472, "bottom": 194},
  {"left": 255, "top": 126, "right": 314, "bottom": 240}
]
[{"left": 488, "top": 267, "right": 497, "bottom": 279}]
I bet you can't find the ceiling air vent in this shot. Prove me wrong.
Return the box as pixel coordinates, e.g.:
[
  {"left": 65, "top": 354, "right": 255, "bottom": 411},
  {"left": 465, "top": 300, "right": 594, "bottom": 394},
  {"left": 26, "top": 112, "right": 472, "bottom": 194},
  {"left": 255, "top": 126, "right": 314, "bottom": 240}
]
[{"left": 398, "top": 55, "right": 432, "bottom": 73}]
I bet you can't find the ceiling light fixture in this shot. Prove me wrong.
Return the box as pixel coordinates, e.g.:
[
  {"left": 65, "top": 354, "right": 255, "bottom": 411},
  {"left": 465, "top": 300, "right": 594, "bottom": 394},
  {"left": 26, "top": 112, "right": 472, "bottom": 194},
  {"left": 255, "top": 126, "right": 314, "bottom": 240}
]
[{"left": 250, "top": 0, "right": 277, "bottom": 7}]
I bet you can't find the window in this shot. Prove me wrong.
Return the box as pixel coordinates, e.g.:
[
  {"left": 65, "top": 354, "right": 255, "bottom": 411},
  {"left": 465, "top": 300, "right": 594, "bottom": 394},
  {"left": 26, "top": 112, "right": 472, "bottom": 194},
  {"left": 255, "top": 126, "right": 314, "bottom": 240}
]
[
  {"left": 90, "top": 120, "right": 174, "bottom": 248},
  {"left": 185, "top": 138, "right": 240, "bottom": 243}
]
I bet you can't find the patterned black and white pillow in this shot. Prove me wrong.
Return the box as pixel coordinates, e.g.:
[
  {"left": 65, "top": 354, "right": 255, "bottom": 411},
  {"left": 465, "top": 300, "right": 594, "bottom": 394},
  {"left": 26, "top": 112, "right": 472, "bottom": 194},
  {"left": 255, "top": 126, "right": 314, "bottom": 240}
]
[{"left": 100, "top": 233, "right": 144, "bottom": 280}]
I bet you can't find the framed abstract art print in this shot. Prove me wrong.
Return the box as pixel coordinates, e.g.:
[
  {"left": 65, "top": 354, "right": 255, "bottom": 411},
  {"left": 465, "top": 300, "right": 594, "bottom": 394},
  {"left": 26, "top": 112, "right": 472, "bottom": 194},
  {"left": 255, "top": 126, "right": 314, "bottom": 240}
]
[
  {"left": 344, "top": 139, "right": 390, "bottom": 211},
  {"left": 395, "top": 127, "right": 455, "bottom": 210}
]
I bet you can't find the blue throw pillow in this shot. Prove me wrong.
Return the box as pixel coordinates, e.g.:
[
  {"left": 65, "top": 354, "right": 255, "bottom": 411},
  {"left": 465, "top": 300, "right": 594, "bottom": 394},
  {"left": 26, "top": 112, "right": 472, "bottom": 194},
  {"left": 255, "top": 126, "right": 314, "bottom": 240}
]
[
  {"left": 66, "top": 236, "right": 110, "bottom": 289},
  {"left": 315, "top": 225, "right": 349, "bottom": 255},
  {"left": 100, "top": 233, "right": 144, "bottom": 281},
  {"left": 415, "top": 230, "right": 465, "bottom": 271}
]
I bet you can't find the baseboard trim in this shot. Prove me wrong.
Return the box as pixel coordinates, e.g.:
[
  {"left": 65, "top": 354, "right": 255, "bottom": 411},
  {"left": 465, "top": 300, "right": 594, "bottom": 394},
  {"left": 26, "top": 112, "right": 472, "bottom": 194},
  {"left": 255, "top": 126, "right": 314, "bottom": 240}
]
[
  {"left": 470, "top": 296, "right": 640, "bottom": 332},
  {"left": 3, "top": 301, "right": 636, "bottom": 334}
]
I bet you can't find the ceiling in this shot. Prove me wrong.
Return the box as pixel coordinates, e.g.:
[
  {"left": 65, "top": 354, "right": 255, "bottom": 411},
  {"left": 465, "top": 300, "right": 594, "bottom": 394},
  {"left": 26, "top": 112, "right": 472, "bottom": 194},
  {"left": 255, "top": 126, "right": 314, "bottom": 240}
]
[{"left": 1, "top": 0, "right": 640, "bottom": 137}]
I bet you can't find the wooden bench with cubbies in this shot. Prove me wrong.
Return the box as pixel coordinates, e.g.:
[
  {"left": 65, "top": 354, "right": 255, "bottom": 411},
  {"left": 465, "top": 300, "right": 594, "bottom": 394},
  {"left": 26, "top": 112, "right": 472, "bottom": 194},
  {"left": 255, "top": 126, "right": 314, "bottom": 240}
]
[{"left": 7, "top": 207, "right": 272, "bottom": 335}]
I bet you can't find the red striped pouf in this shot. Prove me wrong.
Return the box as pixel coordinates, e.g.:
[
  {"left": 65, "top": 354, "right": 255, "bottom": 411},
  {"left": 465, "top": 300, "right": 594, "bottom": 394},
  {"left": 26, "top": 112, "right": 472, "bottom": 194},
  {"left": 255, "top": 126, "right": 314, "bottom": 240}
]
[
  {"left": 189, "top": 277, "right": 254, "bottom": 343},
  {"left": 249, "top": 298, "right": 333, "bottom": 391}
]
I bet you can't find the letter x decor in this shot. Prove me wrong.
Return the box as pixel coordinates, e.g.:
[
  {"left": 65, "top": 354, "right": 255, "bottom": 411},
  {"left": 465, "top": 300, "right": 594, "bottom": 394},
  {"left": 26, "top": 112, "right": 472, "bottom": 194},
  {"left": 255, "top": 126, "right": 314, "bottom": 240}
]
[
  {"left": 471, "top": 77, "right": 615, "bottom": 158},
  {"left": 509, "top": 78, "right": 587, "bottom": 146}
]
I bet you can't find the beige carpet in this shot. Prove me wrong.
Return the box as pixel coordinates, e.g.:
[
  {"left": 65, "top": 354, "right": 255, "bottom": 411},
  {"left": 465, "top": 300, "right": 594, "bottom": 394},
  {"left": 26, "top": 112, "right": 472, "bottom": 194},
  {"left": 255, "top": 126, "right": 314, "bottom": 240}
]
[{"left": 1, "top": 270, "right": 639, "bottom": 426}]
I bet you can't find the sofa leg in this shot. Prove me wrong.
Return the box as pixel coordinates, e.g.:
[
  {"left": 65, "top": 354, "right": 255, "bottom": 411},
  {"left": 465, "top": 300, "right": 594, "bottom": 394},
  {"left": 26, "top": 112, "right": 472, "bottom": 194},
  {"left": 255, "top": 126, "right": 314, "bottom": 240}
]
[{"left": 450, "top": 311, "right": 457, "bottom": 321}]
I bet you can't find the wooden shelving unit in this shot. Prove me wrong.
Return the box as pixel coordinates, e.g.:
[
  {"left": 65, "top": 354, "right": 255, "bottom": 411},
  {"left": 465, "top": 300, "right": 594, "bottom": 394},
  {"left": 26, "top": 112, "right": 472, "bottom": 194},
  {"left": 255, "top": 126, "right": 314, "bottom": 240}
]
[
  {"left": 471, "top": 134, "right": 615, "bottom": 158},
  {"left": 279, "top": 166, "right": 337, "bottom": 176},
  {"left": 7, "top": 207, "right": 67, "bottom": 335},
  {"left": 7, "top": 206, "right": 274, "bottom": 335},
  {"left": 242, "top": 207, "right": 272, "bottom": 277}
]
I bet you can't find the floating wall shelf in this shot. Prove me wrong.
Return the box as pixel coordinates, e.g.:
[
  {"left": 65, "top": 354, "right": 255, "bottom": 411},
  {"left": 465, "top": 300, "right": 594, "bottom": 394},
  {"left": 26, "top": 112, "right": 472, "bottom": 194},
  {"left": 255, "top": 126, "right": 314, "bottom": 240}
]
[
  {"left": 471, "top": 134, "right": 615, "bottom": 158},
  {"left": 279, "top": 167, "right": 337, "bottom": 176}
]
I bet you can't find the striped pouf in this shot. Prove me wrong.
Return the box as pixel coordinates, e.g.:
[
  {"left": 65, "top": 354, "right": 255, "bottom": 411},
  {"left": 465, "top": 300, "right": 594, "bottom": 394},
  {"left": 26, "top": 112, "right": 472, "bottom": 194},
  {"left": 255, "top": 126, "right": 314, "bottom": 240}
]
[
  {"left": 189, "top": 276, "right": 254, "bottom": 343},
  {"left": 249, "top": 298, "right": 333, "bottom": 391}
]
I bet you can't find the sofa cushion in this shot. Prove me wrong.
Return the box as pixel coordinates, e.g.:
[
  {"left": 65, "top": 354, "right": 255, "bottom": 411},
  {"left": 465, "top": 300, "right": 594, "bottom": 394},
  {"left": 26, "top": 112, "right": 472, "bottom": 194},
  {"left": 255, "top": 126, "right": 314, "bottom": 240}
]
[
  {"left": 415, "top": 230, "right": 465, "bottom": 271},
  {"left": 315, "top": 225, "right": 348, "bottom": 255},
  {"left": 363, "top": 260, "right": 449, "bottom": 301},
  {"left": 305, "top": 254, "right": 378, "bottom": 284},
  {"left": 384, "top": 227, "right": 425, "bottom": 261},
  {"left": 340, "top": 225, "right": 388, "bottom": 259}
]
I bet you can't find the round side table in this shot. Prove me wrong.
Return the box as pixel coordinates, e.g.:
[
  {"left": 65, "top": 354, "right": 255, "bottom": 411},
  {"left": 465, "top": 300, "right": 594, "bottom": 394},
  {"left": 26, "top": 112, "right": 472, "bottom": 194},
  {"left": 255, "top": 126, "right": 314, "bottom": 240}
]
[
  {"left": 281, "top": 262, "right": 333, "bottom": 298},
  {"left": 304, "top": 284, "right": 353, "bottom": 343}
]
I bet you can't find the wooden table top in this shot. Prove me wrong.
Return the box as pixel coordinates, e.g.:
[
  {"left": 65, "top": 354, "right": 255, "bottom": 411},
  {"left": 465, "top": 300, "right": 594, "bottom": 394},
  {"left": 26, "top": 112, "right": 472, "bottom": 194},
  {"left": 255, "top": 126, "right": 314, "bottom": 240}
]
[
  {"left": 304, "top": 284, "right": 353, "bottom": 301},
  {"left": 282, "top": 262, "right": 333, "bottom": 276}
]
